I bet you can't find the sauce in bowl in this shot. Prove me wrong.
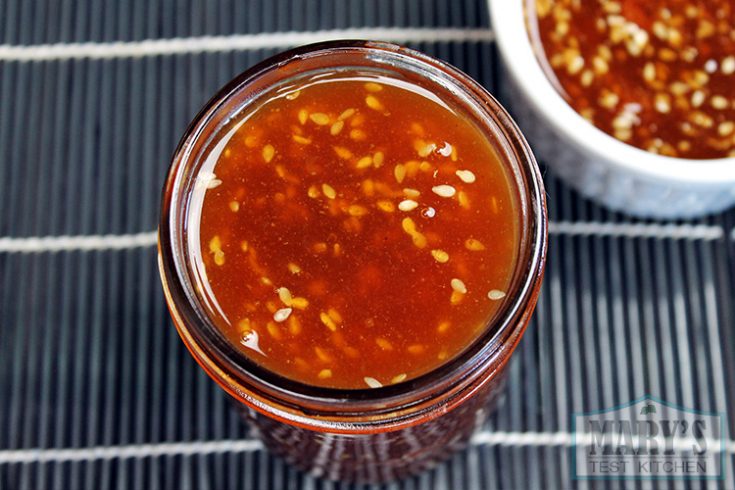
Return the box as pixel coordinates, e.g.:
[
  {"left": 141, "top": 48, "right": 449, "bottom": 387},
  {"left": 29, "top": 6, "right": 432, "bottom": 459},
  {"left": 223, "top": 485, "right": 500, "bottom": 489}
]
[{"left": 528, "top": 0, "right": 735, "bottom": 159}]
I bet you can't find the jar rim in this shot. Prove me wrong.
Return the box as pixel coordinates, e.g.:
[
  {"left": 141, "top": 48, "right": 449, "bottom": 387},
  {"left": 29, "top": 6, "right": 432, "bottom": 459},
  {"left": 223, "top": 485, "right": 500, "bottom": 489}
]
[{"left": 158, "top": 40, "right": 547, "bottom": 432}]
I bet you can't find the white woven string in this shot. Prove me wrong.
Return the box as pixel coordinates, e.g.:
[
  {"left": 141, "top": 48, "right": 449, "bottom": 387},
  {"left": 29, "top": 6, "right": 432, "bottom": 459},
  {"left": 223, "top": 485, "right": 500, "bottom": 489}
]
[{"left": 0, "top": 28, "right": 495, "bottom": 62}]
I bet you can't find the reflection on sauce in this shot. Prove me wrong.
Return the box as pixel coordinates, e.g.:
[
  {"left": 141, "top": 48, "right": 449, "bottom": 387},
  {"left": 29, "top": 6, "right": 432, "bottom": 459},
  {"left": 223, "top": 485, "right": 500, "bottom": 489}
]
[
  {"left": 187, "top": 73, "right": 519, "bottom": 389},
  {"left": 528, "top": 0, "right": 735, "bottom": 159}
]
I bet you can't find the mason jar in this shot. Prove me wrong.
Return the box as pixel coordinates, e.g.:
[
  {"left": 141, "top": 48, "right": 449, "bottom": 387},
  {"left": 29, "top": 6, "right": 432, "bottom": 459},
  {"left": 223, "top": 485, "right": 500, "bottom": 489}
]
[{"left": 158, "top": 40, "right": 547, "bottom": 484}]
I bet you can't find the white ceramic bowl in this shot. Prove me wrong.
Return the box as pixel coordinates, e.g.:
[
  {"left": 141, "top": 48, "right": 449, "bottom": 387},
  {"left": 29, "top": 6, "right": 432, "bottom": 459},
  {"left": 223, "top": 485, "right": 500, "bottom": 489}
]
[{"left": 488, "top": 0, "right": 735, "bottom": 219}]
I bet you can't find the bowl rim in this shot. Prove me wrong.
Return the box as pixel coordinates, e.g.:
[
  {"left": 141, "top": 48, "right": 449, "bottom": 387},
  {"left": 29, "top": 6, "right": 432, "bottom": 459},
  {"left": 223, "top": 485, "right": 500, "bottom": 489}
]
[{"left": 487, "top": 0, "right": 735, "bottom": 185}]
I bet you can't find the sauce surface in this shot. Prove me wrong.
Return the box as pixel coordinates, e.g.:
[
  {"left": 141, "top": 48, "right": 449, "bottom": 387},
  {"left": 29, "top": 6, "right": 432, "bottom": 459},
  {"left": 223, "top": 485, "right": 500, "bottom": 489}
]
[
  {"left": 528, "top": 0, "right": 735, "bottom": 159},
  {"left": 188, "top": 73, "right": 519, "bottom": 389}
]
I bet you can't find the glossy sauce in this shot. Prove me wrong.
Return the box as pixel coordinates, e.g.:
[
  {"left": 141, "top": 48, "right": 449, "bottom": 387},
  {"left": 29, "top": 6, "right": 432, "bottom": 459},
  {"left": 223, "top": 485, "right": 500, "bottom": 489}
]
[
  {"left": 187, "top": 73, "right": 519, "bottom": 389},
  {"left": 528, "top": 0, "right": 735, "bottom": 159}
]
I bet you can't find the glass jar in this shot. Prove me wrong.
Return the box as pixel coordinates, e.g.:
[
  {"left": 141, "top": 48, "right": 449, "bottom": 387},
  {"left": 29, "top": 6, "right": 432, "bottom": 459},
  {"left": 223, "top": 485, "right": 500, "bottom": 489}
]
[{"left": 158, "top": 40, "right": 547, "bottom": 484}]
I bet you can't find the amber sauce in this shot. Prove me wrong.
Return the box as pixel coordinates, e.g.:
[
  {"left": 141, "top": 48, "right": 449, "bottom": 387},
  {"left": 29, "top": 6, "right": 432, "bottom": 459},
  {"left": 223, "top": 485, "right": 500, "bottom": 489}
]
[
  {"left": 528, "top": 0, "right": 735, "bottom": 159},
  {"left": 188, "top": 73, "right": 519, "bottom": 389}
]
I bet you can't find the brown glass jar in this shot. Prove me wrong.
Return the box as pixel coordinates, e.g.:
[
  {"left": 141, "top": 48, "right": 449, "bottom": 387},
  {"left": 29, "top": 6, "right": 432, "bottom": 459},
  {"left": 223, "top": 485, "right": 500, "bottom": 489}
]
[{"left": 158, "top": 41, "right": 547, "bottom": 484}]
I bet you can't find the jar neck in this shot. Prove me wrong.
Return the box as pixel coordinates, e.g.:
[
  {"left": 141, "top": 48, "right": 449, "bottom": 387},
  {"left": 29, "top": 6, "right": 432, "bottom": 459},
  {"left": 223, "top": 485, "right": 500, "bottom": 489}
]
[{"left": 159, "top": 41, "right": 547, "bottom": 433}]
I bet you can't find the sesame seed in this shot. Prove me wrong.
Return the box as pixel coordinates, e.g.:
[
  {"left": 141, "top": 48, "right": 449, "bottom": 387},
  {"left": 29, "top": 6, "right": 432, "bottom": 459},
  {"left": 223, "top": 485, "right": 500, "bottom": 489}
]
[
  {"left": 376, "top": 200, "right": 395, "bottom": 212},
  {"left": 320, "top": 311, "right": 338, "bottom": 331},
  {"left": 437, "top": 321, "right": 451, "bottom": 334},
  {"left": 412, "top": 234, "right": 427, "bottom": 248},
  {"left": 598, "top": 90, "right": 619, "bottom": 109},
  {"left": 350, "top": 128, "right": 367, "bottom": 141},
  {"left": 450, "top": 290, "right": 463, "bottom": 305},
  {"left": 322, "top": 184, "right": 336, "bottom": 199},
  {"left": 373, "top": 151, "right": 384, "bottom": 167},
  {"left": 375, "top": 338, "right": 393, "bottom": 350},
  {"left": 398, "top": 199, "right": 419, "bottom": 211},
  {"left": 364, "top": 82, "right": 383, "bottom": 92},
  {"left": 642, "top": 62, "right": 656, "bottom": 82},
  {"left": 287, "top": 263, "right": 301, "bottom": 274},
  {"left": 403, "top": 188, "right": 420, "bottom": 198},
  {"left": 592, "top": 56, "right": 609, "bottom": 75},
  {"left": 580, "top": 70, "right": 594, "bottom": 87},
  {"left": 198, "top": 172, "right": 222, "bottom": 189},
  {"left": 285, "top": 90, "right": 300, "bottom": 100},
  {"left": 567, "top": 55, "right": 584, "bottom": 75},
  {"left": 327, "top": 308, "right": 342, "bottom": 323},
  {"left": 488, "top": 290, "right": 507, "bottom": 300},
  {"left": 414, "top": 139, "right": 437, "bottom": 158},
  {"left": 691, "top": 111, "right": 714, "bottom": 128},
  {"left": 240, "top": 241, "right": 249, "bottom": 252},
  {"left": 693, "top": 70, "right": 709, "bottom": 86},
  {"left": 273, "top": 308, "right": 292, "bottom": 323},
  {"left": 365, "top": 95, "right": 384, "bottom": 111},
  {"left": 670, "top": 82, "right": 689, "bottom": 96},
  {"left": 292, "top": 134, "right": 311, "bottom": 145},
  {"left": 318, "top": 369, "right": 333, "bottom": 379},
  {"left": 455, "top": 169, "right": 476, "bottom": 183},
  {"left": 298, "top": 109, "right": 308, "bottom": 125},
  {"left": 307, "top": 185, "right": 320, "bottom": 199},
  {"left": 266, "top": 322, "right": 282, "bottom": 340},
  {"left": 229, "top": 201, "right": 240, "bottom": 212},
  {"left": 432, "top": 185, "right": 456, "bottom": 198},
  {"left": 718, "top": 121, "right": 735, "bottom": 137},
  {"left": 451, "top": 278, "right": 467, "bottom": 294},
  {"left": 277, "top": 287, "right": 293, "bottom": 306},
  {"left": 614, "top": 128, "right": 632, "bottom": 141},
  {"left": 315, "top": 346, "right": 332, "bottom": 363},
  {"left": 238, "top": 318, "right": 252, "bottom": 333},
  {"left": 431, "top": 249, "right": 449, "bottom": 263},
  {"left": 330, "top": 120, "right": 344, "bottom": 135},
  {"left": 407, "top": 345, "right": 425, "bottom": 355},
  {"left": 361, "top": 179, "right": 375, "bottom": 196},
  {"left": 343, "top": 346, "right": 360, "bottom": 358},
  {"left": 338, "top": 108, "right": 356, "bottom": 121},
  {"left": 356, "top": 155, "right": 373, "bottom": 169},
  {"left": 401, "top": 217, "right": 427, "bottom": 248},
  {"left": 465, "top": 238, "right": 486, "bottom": 251},
  {"left": 309, "top": 113, "right": 330, "bottom": 126},
  {"left": 348, "top": 204, "right": 369, "bottom": 216},
  {"left": 722, "top": 56, "right": 735, "bottom": 75},
  {"left": 209, "top": 235, "right": 222, "bottom": 253},
  {"left": 391, "top": 373, "right": 407, "bottom": 384},
  {"left": 364, "top": 377, "right": 383, "bottom": 389},
  {"left": 291, "top": 297, "right": 309, "bottom": 310},
  {"left": 394, "top": 164, "right": 406, "bottom": 183},
  {"left": 711, "top": 95, "right": 728, "bottom": 110},
  {"left": 691, "top": 90, "right": 705, "bottom": 108},
  {"left": 401, "top": 217, "right": 417, "bottom": 234},
  {"left": 654, "top": 93, "right": 671, "bottom": 114},
  {"left": 333, "top": 146, "right": 353, "bottom": 160}
]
